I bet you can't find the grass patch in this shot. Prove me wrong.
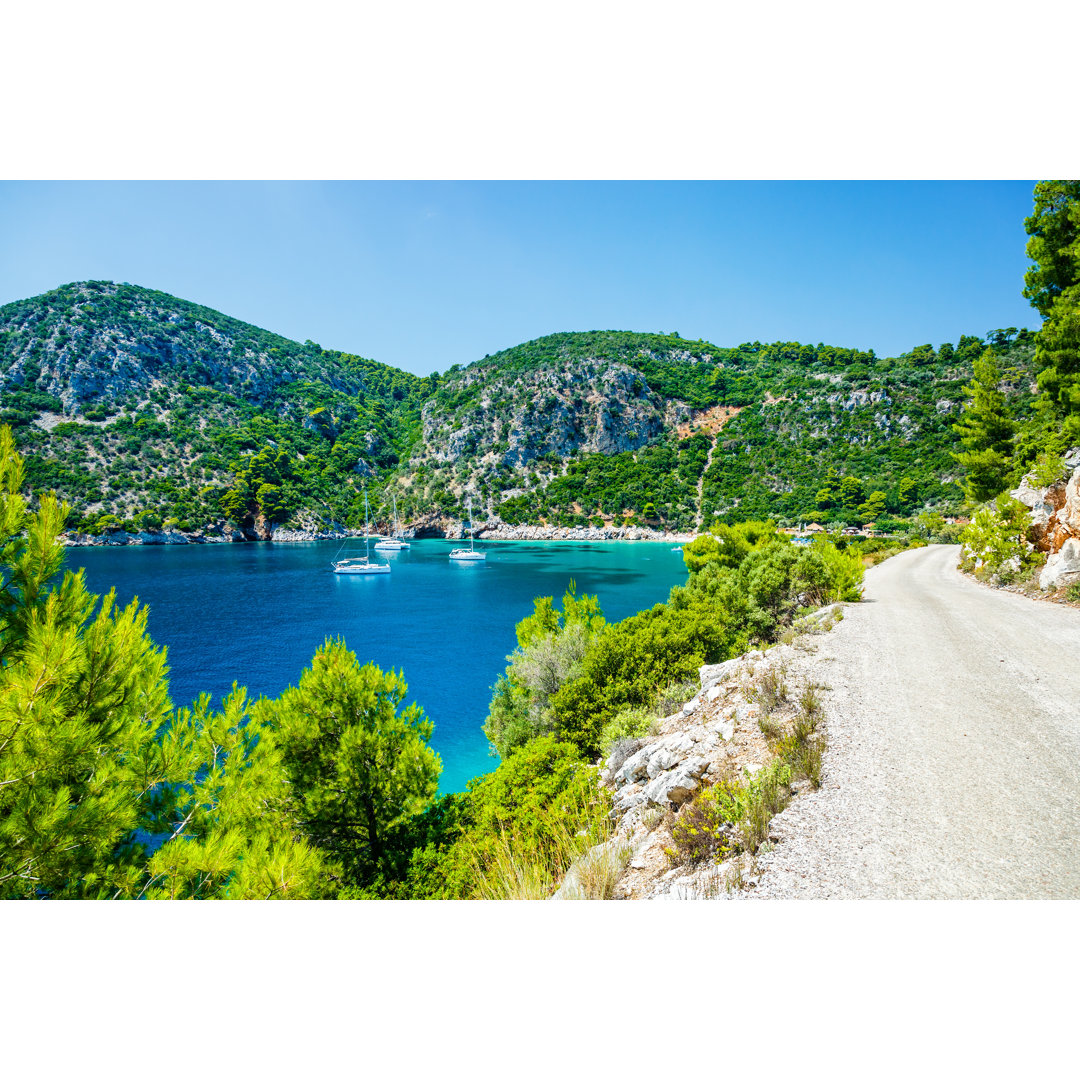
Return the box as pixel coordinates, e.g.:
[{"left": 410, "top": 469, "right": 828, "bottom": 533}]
[
  {"left": 466, "top": 788, "right": 613, "bottom": 899},
  {"left": 652, "top": 677, "right": 701, "bottom": 718},
  {"left": 564, "top": 840, "right": 633, "bottom": 899},
  {"left": 598, "top": 704, "right": 659, "bottom": 756}
]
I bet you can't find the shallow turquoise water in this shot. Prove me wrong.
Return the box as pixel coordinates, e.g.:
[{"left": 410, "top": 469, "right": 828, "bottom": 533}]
[{"left": 71, "top": 539, "right": 690, "bottom": 792}]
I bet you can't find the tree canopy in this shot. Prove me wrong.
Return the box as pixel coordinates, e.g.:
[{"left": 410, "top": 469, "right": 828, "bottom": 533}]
[{"left": 1024, "top": 181, "right": 1080, "bottom": 444}]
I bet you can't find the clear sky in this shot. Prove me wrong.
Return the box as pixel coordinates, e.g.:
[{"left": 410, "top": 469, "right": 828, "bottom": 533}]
[{"left": 0, "top": 180, "right": 1040, "bottom": 376}]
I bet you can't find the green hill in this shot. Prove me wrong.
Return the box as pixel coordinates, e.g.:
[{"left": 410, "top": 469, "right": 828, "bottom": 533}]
[
  {"left": 0, "top": 281, "right": 1040, "bottom": 536},
  {"left": 406, "top": 329, "right": 1040, "bottom": 531},
  {"left": 0, "top": 281, "right": 432, "bottom": 534}
]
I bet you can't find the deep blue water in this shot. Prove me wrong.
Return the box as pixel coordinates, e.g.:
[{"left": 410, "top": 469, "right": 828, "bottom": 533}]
[{"left": 71, "top": 539, "right": 690, "bottom": 792}]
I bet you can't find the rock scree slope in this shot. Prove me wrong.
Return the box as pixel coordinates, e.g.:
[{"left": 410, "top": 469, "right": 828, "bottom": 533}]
[{"left": 750, "top": 544, "right": 1080, "bottom": 899}]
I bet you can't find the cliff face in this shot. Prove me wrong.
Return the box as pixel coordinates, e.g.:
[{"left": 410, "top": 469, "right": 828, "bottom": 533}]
[
  {"left": 417, "top": 358, "right": 691, "bottom": 469},
  {"left": 1011, "top": 449, "right": 1080, "bottom": 590}
]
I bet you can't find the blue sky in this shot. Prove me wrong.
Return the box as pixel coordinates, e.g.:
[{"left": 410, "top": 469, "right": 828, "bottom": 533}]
[{"left": 0, "top": 180, "right": 1040, "bottom": 376}]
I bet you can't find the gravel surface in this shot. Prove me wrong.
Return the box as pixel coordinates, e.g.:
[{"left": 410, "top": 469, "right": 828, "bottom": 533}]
[{"left": 747, "top": 544, "right": 1080, "bottom": 899}]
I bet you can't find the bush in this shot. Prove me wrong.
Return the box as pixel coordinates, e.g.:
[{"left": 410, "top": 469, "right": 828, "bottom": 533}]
[
  {"left": 551, "top": 597, "right": 738, "bottom": 756},
  {"left": 483, "top": 585, "right": 605, "bottom": 758},
  {"left": 597, "top": 705, "right": 658, "bottom": 756},
  {"left": 668, "top": 759, "right": 794, "bottom": 864},
  {"left": 958, "top": 494, "right": 1042, "bottom": 582},
  {"left": 420, "top": 736, "right": 605, "bottom": 898}
]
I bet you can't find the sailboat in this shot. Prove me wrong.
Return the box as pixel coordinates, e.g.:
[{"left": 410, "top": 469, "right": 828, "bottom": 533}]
[
  {"left": 374, "top": 493, "right": 411, "bottom": 551},
  {"left": 332, "top": 489, "right": 391, "bottom": 574},
  {"left": 449, "top": 498, "right": 486, "bottom": 562}
]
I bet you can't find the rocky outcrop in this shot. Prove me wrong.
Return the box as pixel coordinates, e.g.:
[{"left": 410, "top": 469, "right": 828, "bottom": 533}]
[
  {"left": 418, "top": 360, "right": 687, "bottom": 470},
  {"left": 552, "top": 638, "right": 831, "bottom": 900},
  {"left": 1041, "top": 539, "right": 1080, "bottom": 591},
  {"left": 478, "top": 523, "right": 693, "bottom": 543},
  {"left": 61, "top": 520, "right": 354, "bottom": 546},
  {"left": 1011, "top": 449, "right": 1080, "bottom": 590}
]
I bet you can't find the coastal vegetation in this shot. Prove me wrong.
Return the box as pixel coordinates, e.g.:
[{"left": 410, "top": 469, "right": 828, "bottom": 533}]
[
  {"left": 4, "top": 179, "right": 1077, "bottom": 899},
  {"left": 954, "top": 181, "right": 1080, "bottom": 589},
  {"left": 0, "top": 421, "right": 863, "bottom": 898}
]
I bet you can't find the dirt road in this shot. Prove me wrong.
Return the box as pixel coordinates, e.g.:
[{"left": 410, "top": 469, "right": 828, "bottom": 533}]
[{"left": 751, "top": 544, "right": 1080, "bottom": 899}]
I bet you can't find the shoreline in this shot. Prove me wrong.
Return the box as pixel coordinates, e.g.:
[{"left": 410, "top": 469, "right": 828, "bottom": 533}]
[{"left": 60, "top": 524, "right": 696, "bottom": 547}]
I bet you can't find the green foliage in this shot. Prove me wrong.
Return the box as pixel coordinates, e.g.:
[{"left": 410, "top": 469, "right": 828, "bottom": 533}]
[
  {"left": 550, "top": 566, "right": 749, "bottom": 756},
  {"left": 144, "top": 686, "right": 334, "bottom": 899},
  {"left": 1028, "top": 451, "right": 1068, "bottom": 487},
  {"left": 483, "top": 583, "right": 605, "bottom": 758},
  {"left": 1024, "top": 181, "right": 1080, "bottom": 444},
  {"left": 252, "top": 640, "right": 441, "bottom": 887},
  {"left": 958, "top": 494, "right": 1042, "bottom": 582},
  {"left": 952, "top": 349, "right": 1016, "bottom": 503},
  {"left": 682, "top": 519, "right": 778, "bottom": 573},
  {"left": 597, "top": 705, "right": 658, "bottom": 755},
  {"left": 737, "top": 537, "right": 863, "bottom": 640},
  {"left": 410, "top": 736, "right": 603, "bottom": 898}
]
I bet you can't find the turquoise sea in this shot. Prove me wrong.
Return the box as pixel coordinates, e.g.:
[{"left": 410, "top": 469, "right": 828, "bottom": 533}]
[{"left": 72, "top": 539, "right": 690, "bottom": 792}]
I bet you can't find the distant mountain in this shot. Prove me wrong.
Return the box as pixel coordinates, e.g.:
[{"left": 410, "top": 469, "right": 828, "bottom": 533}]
[{"left": 0, "top": 281, "right": 1040, "bottom": 537}]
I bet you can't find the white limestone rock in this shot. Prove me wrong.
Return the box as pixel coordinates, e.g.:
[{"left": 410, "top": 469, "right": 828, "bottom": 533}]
[
  {"left": 1040, "top": 537, "right": 1080, "bottom": 590},
  {"left": 698, "top": 650, "right": 764, "bottom": 692},
  {"left": 646, "top": 747, "right": 676, "bottom": 778},
  {"left": 644, "top": 766, "right": 700, "bottom": 808},
  {"left": 616, "top": 745, "right": 653, "bottom": 786}
]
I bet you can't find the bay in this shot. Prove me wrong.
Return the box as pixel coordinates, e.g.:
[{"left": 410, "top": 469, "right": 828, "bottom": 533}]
[{"left": 71, "top": 539, "right": 690, "bottom": 793}]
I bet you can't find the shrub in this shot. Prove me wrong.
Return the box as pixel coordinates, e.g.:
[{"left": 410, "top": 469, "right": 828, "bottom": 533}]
[
  {"left": 1029, "top": 451, "right": 1067, "bottom": 487},
  {"left": 668, "top": 759, "right": 793, "bottom": 864},
  {"left": 422, "top": 736, "right": 605, "bottom": 898},
  {"left": 483, "top": 585, "right": 605, "bottom": 758},
  {"left": 598, "top": 705, "right": 658, "bottom": 756},
  {"left": 958, "top": 494, "right": 1042, "bottom": 582},
  {"left": 551, "top": 598, "right": 736, "bottom": 755}
]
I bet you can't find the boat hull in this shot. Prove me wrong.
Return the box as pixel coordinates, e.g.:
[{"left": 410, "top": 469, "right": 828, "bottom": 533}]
[
  {"left": 333, "top": 561, "right": 391, "bottom": 574},
  {"left": 449, "top": 549, "right": 486, "bottom": 562}
]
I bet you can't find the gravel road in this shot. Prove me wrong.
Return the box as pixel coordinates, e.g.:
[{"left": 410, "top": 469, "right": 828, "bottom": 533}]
[{"left": 749, "top": 544, "right": 1080, "bottom": 899}]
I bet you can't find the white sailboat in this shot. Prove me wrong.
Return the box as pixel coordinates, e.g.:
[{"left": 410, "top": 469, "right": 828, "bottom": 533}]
[
  {"left": 333, "top": 490, "right": 391, "bottom": 575},
  {"left": 449, "top": 498, "right": 486, "bottom": 562},
  {"left": 374, "top": 493, "right": 411, "bottom": 551}
]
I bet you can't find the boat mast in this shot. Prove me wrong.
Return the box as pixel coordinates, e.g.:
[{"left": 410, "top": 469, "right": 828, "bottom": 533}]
[{"left": 365, "top": 488, "right": 371, "bottom": 561}]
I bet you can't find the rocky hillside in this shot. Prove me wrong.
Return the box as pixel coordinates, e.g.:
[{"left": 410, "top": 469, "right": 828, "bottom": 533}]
[
  {"left": 0, "top": 282, "right": 430, "bottom": 534},
  {"left": 0, "top": 281, "right": 1042, "bottom": 537},
  {"left": 402, "top": 330, "right": 1041, "bottom": 532}
]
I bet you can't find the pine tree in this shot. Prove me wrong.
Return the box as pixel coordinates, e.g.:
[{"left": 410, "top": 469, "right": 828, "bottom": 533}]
[
  {"left": 952, "top": 349, "right": 1015, "bottom": 504},
  {"left": 253, "top": 640, "right": 442, "bottom": 888},
  {"left": 0, "top": 425, "right": 178, "bottom": 897},
  {"left": 143, "top": 687, "right": 334, "bottom": 899},
  {"left": 1024, "top": 180, "right": 1080, "bottom": 444},
  {"left": 0, "top": 425, "right": 332, "bottom": 899}
]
